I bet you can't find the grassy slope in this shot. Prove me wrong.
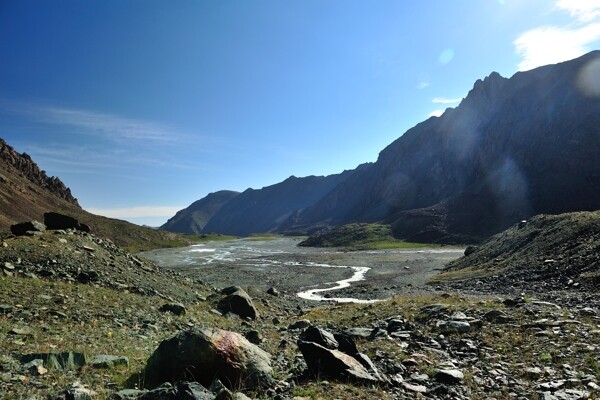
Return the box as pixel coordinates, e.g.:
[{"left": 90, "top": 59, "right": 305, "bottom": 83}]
[
  {"left": 298, "top": 223, "right": 437, "bottom": 250},
  {"left": 2, "top": 275, "right": 598, "bottom": 399}
]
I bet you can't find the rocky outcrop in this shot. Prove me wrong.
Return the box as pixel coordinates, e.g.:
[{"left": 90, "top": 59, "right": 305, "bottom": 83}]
[
  {"left": 0, "top": 139, "right": 78, "bottom": 206},
  {"left": 297, "top": 326, "right": 387, "bottom": 384},
  {"left": 143, "top": 328, "right": 273, "bottom": 390}
]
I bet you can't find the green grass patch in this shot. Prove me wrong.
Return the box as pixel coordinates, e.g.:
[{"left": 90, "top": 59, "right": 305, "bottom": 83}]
[{"left": 298, "top": 223, "right": 439, "bottom": 251}]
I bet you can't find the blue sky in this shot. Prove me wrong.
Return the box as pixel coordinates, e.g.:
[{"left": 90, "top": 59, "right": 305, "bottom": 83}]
[{"left": 1, "top": 0, "right": 600, "bottom": 226}]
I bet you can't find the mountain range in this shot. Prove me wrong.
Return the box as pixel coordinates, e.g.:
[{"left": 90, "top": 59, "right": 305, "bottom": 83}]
[{"left": 164, "top": 51, "right": 600, "bottom": 243}]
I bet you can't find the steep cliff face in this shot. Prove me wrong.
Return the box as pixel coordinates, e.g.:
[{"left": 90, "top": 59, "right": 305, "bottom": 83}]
[
  {"left": 161, "top": 190, "right": 240, "bottom": 234},
  {"left": 0, "top": 139, "right": 79, "bottom": 206},
  {"left": 0, "top": 138, "right": 83, "bottom": 228},
  {"left": 288, "top": 51, "right": 600, "bottom": 243}
]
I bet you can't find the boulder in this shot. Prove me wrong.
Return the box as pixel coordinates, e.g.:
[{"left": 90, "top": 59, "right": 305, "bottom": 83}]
[
  {"left": 297, "top": 340, "right": 383, "bottom": 383},
  {"left": 434, "top": 369, "right": 464, "bottom": 384},
  {"left": 44, "top": 212, "right": 88, "bottom": 231},
  {"left": 10, "top": 220, "right": 46, "bottom": 236},
  {"left": 299, "top": 326, "right": 338, "bottom": 350},
  {"left": 159, "top": 303, "right": 187, "bottom": 316},
  {"left": 144, "top": 328, "right": 273, "bottom": 390},
  {"left": 217, "top": 288, "right": 259, "bottom": 320}
]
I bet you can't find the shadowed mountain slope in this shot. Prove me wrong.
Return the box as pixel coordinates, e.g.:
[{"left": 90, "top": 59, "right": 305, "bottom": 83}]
[
  {"left": 286, "top": 51, "right": 600, "bottom": 243},
  {"left": 161, "top": 190, "right": 240, "bottom": 234},
  {"left": 201, "top": 168, "right": 366, "bottom": 236}
]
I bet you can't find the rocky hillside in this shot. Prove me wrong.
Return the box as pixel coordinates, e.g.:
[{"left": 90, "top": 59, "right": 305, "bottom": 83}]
[
  {"left": 437, "top": 211, "right": 600, "bottom": 292},
  {"left": 0, "top": 137, "right": 195, "bottom": 251},
  {"left": 1, "top": 233, "right": 599, "bottom": 399},
  {"left": 0, "top": 138, "right": 80, "bottom": 228},
  {"left": 289, "top": 51, "right": 600, "bottom": 243},
  {"left": 161, "top": 190, "right": 239, "bottom": 234}
]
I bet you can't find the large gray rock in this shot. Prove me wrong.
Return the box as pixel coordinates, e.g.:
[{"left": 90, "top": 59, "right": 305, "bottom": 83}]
[
  {"left": 217, "top": 287, "right": 259, "bottom": 320},
  {"left": 297, "top": 340, "right": 383, "bottom": 383},
  {"left": 144, "top": 328, "right": 273, "bottom": 390},
  {"left": 10, "top": 220, "right": 46, "bottom": 236}
]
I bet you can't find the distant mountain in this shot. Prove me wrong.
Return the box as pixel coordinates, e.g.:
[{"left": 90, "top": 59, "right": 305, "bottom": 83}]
[
  {"left": 200, "top": 167, "right": 366, "bottom": 236},
  {"left": 0, "top": 138, "right": 189, "bottom": 251},
  {"left": 161, "top": 190, "right": 239, "bottom": 234},
  {"left": 286, "top": 51, "right": 600, "bottom": 243}
]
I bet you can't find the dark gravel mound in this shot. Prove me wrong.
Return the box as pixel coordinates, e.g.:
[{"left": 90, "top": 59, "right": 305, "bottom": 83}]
[{"left": 439, "top": 211, "right": 600, "bottom": 292}]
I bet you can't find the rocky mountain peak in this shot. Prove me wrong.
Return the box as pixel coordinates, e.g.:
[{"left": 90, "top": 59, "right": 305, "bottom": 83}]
[{"left": 0, "top": 138, "right": 79, "bottom": 206}]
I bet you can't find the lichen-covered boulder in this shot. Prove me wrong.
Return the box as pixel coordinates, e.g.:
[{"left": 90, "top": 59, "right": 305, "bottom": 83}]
[{"left": 144, "top": 328, "right": 273, "bottom": 390}]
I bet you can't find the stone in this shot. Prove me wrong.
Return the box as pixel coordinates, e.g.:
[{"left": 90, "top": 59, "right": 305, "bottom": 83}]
[
  {"left": 144, "top": 328, "right": 273, "bottom": 390},
  {"left": 159, "top": 302, "right": 187, "bottom": 316},
  {"left": 10, "top": 220, "right": 46, "bottom": 236},
  {"left": 343, "top": 327, "right": 373, "bottom": 339},
  {"left": 217, "top": 287, "right": 259, "bottom": 320},
  {"left": 483, "top": 309, "right": 511, "bottom": 323},
  {"left": 20, "top": 352, "right": 87, "bottom": 371},
  {"left": 297, "top": 340, "right": 383, "bottom": 384},
  {"left": 52, "top": 381, "right": 96, "bottom": 400},
  {"left": 436, "top": 320, "right": 471, "bottom": 334},
  {"left": 464, "top": 245, "right": 478, "bottom": 256},
  {"left": 108, "top": 389, "right": 144, "bottom": 400},
  {"left": 333, "top": 332, "right": 359, "bottom": 356},
  {"left": 416, "top": 304, "right": 450, "bottom": 321},
  {"left": 23, "top": 358, "right": 47, "bottom": 375},
  {"left": 9, "top": 327, "right": 33, "bottom": 336},
  {"left": 402, "top": 382, "right": 428, "bottom": 393},
  {"left": 299, "top": 326, "right": 338, "bottom": 350},
  {"left": 288, "top": 319, "right": 311, "bottom": 330},
  {"left": 90, "top": 355, "right": 129, "bottom": 369},
  {"left": 434, "top": 369, "right": 464, "bottom": 384},
  {"left": 0, "top": 304, "right": 13, "bottom": 314},
  {"left": 266, "top": 287, "right": 279, "bottom": 296},
  {"left": 244, "top": 330, "right": 262, "bottom": 345},
  {"left": 138, "top": 381, "right": 215, "bottom": 400},
  {"left": 525, "top": 366, "right": 543, "bottom": 379}
]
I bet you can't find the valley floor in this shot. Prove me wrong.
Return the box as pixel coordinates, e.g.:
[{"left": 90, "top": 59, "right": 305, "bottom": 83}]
[{"left": 0, "top": 234, "right": 599, "bottom": 399}]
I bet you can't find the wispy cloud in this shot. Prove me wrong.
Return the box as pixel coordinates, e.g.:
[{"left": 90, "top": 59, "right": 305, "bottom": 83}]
[
  {"left": 85, "top": 206, "right": 183, "bottom": 219},
  {"left": 514, "top": 0, "right": 600, "bottom": 71},
  {"left": 556, "top": 0, "right": 600, "bottom": 22},
  {"left": 428, "top": 109, "right": 445, "bottom": 118},
  {"left": 0, "top": 100, "right": 186, "bottom": 144},
  {"left": 432, "top": 97, "right": 462, "bottom": 104},
  {"left": 417, "top": 81, "right": 431, "bottom": 89}
]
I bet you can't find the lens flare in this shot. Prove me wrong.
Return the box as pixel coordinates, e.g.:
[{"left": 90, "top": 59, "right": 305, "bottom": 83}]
[{"left": 577, "top": 57, "right": 600, "bottom": 97}]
